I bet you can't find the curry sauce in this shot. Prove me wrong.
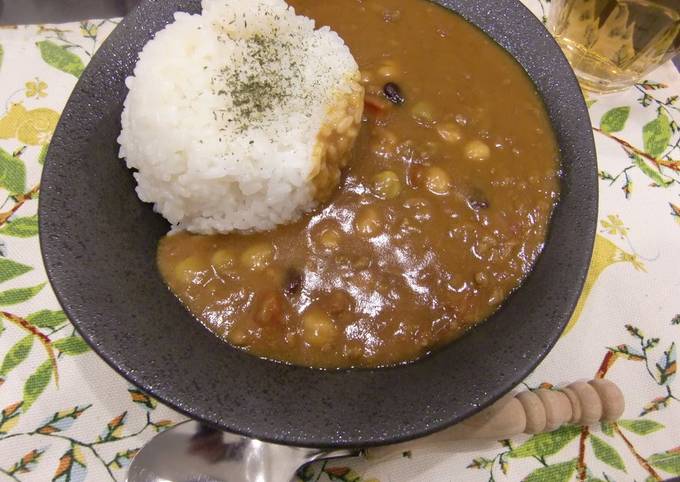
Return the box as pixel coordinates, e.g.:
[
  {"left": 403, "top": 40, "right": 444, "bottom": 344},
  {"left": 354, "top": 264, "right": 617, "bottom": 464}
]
[{"left": 157, "top": 0, "right": 561, "bottom": 368}]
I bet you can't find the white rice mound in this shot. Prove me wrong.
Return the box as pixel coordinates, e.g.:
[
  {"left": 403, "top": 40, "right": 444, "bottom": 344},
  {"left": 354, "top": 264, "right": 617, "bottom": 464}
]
[{"left": 118, "top": 0, "right": 362, "bottom": 234}]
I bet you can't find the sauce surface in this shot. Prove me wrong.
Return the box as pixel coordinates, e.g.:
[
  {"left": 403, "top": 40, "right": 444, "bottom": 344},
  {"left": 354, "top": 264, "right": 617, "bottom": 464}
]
[{"left": 158, "top": 0, "right": 561, "bottom": 368}]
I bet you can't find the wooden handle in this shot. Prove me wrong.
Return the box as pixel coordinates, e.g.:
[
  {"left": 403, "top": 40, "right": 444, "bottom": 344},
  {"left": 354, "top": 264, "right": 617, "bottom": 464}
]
[{"left": 364, "top": 379, "right": 624, "bottom": 462}]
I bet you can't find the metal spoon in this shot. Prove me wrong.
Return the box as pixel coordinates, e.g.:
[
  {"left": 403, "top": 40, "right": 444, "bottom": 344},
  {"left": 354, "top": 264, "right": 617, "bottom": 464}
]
[
  {"left": 127, "top": 379, "right": 624, "bottom": 482},
  {"left": 126, "top": 421, "right": 356, "bottom": 482}
]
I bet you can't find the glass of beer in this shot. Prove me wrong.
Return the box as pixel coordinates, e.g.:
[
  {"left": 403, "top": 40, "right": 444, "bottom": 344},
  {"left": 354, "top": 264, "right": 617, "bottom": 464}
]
[{"left": 548, "top": 0, "right": 680, "bottom": 93}]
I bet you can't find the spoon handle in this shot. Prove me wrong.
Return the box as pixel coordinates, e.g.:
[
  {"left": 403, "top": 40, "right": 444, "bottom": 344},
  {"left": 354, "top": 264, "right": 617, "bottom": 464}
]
[{"left": 364, "top": 379, "right": 624, "bottom": 462}]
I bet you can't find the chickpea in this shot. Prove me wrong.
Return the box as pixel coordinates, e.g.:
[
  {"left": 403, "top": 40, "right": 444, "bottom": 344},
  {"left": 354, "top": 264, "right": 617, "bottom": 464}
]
[
  {"left": 319, "top": 227, "right": 342, "bottom": 250},
  {"left": 240, "top": 242, "right": 274, "bottom": 271},
  {"left": 397, "top": 139, "right": 417, "bottom": 160},
  {"left": 377, "top": 59, "right": 400, "bottom": 79},
  {"left": 465, "top": 140, "right": 491, "bottom": 162},
  {"left": 355, "top": 206, "right": 382, "bottom": 237},
  {"left": 228, "top": 326, "right": 249, "bottom": 346},
  {"left": 211, "top": 249, "right": 236, "bottom": 275},
  {"left": 436, "top": 122, "right": 463, "bottom": 144},
  {"left": 174, "top": 256, "right": 205, "bottom": 285},
  {"left": 370, "top": 129, "right": 398, "bottom": 159},
  {"left": 411, "top": 101, "right": 436, "bottom": 125},
  {"left": 371, "top": 170, "right": 402, "bottom": 199},
  {"left": 496, "top": 242, "right": 515, "bottom": 261},
  {"left": 423, "top": 166, "right": 451, "bottom": 195},
  {"left": 353, "top": 256, "right": 371, "bottom": 270},
  {"left": 477, "top": 235, "right": 498, "bottom": 257},
  {"left": 474, "top": 271, "right": 489, "bottom": 286},
  {"left": 302, "top": 309, "right": 337, "bottom": 346}
]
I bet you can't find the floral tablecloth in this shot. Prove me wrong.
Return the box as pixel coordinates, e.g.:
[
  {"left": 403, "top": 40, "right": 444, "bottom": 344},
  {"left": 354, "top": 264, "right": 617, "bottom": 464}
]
[{"left": 0, "top": 1, "right": 678, "bottom": 481}]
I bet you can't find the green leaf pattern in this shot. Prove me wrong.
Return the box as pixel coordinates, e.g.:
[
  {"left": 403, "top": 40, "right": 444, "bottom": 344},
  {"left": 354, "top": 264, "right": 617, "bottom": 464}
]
[
  {"left": 591, "top": 435, "right": 626, "bottom": 471},
  {"left": 22, "top": 359, "right": 53, "bottom": 411},
  {"left": 0, "top": 214, "right": 40, "bottom": 238},
  {"left": 26, "top": 309, "right": 69, "bottom": 329},
  {"left": 0, "top": 257, "right": 32, "bottom": 284},
  {"left": 0, "top": 20, "right": 184, "bottom": 482},
  {"left": 0, "top": 335, "right": 34, "bottom": 377},
  {"left": 618, "top": 419, "right": 664, "bottom": 435},
  {"left": 523, "top": 459, "right": 577, "bottom": 482},
  {"left": 0, "top": 3, "right": 679, "bottom": 481},
  {"left": 36, "top": 41, "right": 85, "bottom": 78},
  {"left": 632, "top": 154, "right": 673, "bottom": 187},
  {"left": 642, "top": 111, "right": 672, "bottom": 158},
  {"left": 600, "top": 107, "right": 630, "bottom": 133},
  {"left": 509, "top": 425, "right": 581, "bottom": 459},
  {"left": 0, "top": 283, "right": 45, "bottom": 305},
  {"left": 53, "top": 336, "right": 90, "bottom": 355},
  {"left": 649, "top": 449, "right": 680, "bottom": 475},
  {"left": 0, "top": 147, "right": 27, "bottom": 194},
  {"left": 38, "top": 142, "right": 50, "bottom": 165},
  {"left": 600, "top": 421, "right": 614, "bottom": 437}
]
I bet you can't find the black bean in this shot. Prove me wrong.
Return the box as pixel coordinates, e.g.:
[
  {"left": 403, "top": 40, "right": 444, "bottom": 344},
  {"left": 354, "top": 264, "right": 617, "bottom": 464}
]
[
  {"left": 284, "top": 268, "right": 303, "bottom": 295},
  {"left": 383, "top": 82, "right": 405, "bottom": 105},
  {"left": 466, "top": 188, "right": 490, "bottom": 210}
]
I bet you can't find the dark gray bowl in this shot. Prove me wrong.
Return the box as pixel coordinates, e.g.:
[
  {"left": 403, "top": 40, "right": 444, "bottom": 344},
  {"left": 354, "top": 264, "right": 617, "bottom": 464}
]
[{"left": 39, "top": 0, "right": 597, "bottom": 448}]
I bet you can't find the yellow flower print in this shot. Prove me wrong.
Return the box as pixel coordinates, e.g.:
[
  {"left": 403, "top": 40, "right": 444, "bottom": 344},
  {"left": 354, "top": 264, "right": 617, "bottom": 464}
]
[
  {"left": 0, "top": 103, "right": 59, "bottom": 146},
  {"left": 80, "top": 21, "right": 98, "bottom": 39},
  {"left": 600, "top": 214, "right": 629, "bottom": 238},
  {"left": 25, "top": 78, "right": 48, "bottom": 98},
  {"left": 563, "top": 234, "right": 647, "bottom": 335},
  {"left": 614, "top": 250, "right": 647, "bottom": 272}
]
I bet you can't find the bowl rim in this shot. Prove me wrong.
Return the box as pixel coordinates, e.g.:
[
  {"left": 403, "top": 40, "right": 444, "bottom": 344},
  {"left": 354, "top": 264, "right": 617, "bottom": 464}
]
[{"left": 39, "top": 0, "right": 597, "bottom": 448}]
